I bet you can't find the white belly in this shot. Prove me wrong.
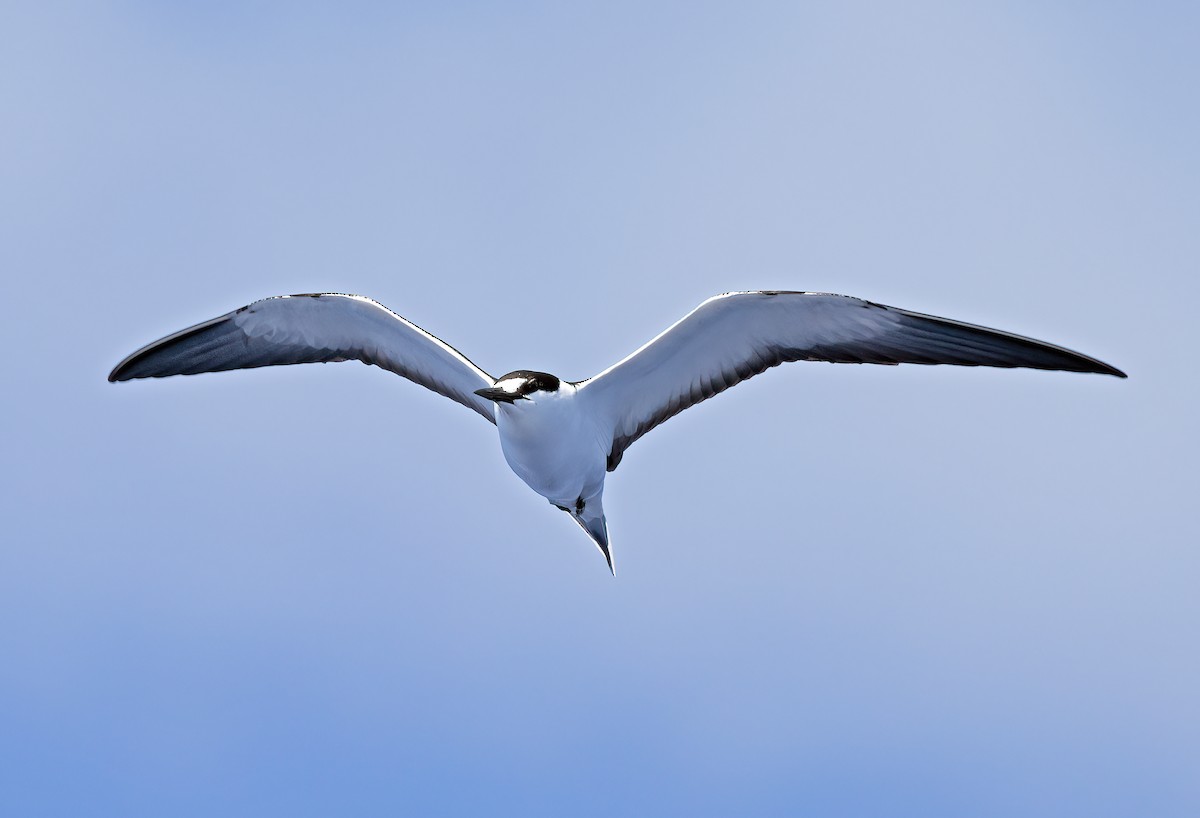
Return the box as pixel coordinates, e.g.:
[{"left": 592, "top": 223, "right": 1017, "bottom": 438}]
[{"left": 495, "top": 396, "right": 607, "bottom": 507}]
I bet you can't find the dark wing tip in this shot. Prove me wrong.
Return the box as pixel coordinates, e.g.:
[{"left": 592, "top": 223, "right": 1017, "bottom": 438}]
[
  {"left": 108, "top": 314, "right": 238, "bottom": 382},
  {"left": 1029, "top": 348, "right": 1127, "bottom": 378},
  {"left": 889, "top": 306, "right": 1127, "bottom": 379},
  {"left": 108, "top": 345, "right": 157, "bottom": 382}
]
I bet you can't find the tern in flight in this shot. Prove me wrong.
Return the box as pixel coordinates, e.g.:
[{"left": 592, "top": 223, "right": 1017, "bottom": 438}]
[{"left": 110, "top": 291, "right": 1124, "bottom": 573}]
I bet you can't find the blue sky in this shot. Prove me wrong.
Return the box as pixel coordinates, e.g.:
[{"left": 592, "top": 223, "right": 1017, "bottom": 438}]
[{"left": 1, "top": 2, "right": 1196, "bottom": 815}]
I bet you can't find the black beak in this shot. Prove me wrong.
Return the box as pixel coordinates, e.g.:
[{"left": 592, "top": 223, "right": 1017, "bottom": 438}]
[{"left": 474, "top": 386, "right": 527, "bottom": 404}]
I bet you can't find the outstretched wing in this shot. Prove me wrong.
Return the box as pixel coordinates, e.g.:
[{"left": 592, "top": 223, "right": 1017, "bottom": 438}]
[
  {"left": 109, "top": 293, "right": 498, "bottom": 422},
  {"left": 578, "top": 291, "right": 1125, "bottom": 470}
]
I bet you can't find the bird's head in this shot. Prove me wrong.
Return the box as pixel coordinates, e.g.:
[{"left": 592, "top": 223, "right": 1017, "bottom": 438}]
[{"left": 475, "top": 370, "right": 563, "bottom": 404}]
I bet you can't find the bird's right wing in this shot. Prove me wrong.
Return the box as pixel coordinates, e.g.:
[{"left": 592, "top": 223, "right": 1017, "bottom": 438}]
[
  {"left": 109, "top": 293, "right": 498, "bottom": 423},
  {"left": 578, "top": 291, "right": 1125, "bottom": 470}
]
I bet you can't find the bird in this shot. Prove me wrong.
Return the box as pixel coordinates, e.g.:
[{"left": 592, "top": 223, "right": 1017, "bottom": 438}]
[{"left": 109, "top": 290, "right": 1125, "bottom": 573}]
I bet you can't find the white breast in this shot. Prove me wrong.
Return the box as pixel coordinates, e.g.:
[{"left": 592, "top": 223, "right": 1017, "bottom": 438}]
[{"left": 494, "top": 384, "right": 608, "bottom": 507}]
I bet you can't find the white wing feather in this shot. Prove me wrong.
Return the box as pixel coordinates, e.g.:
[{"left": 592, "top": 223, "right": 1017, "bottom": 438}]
[
  {"left": 579, "top": 291, "right": 1124, "bottom": 470},
  {"left": 110, "top": 293, "right": 497, "bottom": 422}
]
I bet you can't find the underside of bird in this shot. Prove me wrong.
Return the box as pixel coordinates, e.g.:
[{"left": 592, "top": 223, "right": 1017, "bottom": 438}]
[{"left": 108, "top": 289, "right": 1125, "bottom": 576}]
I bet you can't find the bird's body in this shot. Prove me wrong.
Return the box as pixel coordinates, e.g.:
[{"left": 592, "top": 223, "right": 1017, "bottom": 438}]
[
  {"left": 496, "top": 380, "right": 604, "bottom": 509},
  {"left": 110, "top": 290, "right": 1125, "bottom": 573}
]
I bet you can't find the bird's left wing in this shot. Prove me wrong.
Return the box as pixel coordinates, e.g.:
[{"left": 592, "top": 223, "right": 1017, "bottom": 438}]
[
  {"left": 578, "top": 291, "right": 1125, "bottom": 470},
  {"left": 109, "top": 293, "right": 497, "bottom": 422}
]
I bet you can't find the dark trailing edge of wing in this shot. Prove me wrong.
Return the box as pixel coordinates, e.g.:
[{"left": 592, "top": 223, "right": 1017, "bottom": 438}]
[{"left": 604, "top": 344, "right": 782, "bottom": 471}]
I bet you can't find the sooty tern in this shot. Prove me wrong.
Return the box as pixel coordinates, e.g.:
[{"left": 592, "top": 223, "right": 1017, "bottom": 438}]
[{"left": 109, "top": 291, "right": 1125, "bottom": 573}]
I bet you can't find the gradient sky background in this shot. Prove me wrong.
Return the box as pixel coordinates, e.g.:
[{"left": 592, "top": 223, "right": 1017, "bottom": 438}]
[{"left": 1, "top": 2, "right": 1196, "bottom": 815}]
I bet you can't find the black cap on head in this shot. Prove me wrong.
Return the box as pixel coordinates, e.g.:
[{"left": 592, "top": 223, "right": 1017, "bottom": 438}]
[
  {"left": 474, "top": 370, "right": 561, "bottom": 403},
  {"left": 497, "top": 370, "right": 560, "bottom": 395}
]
